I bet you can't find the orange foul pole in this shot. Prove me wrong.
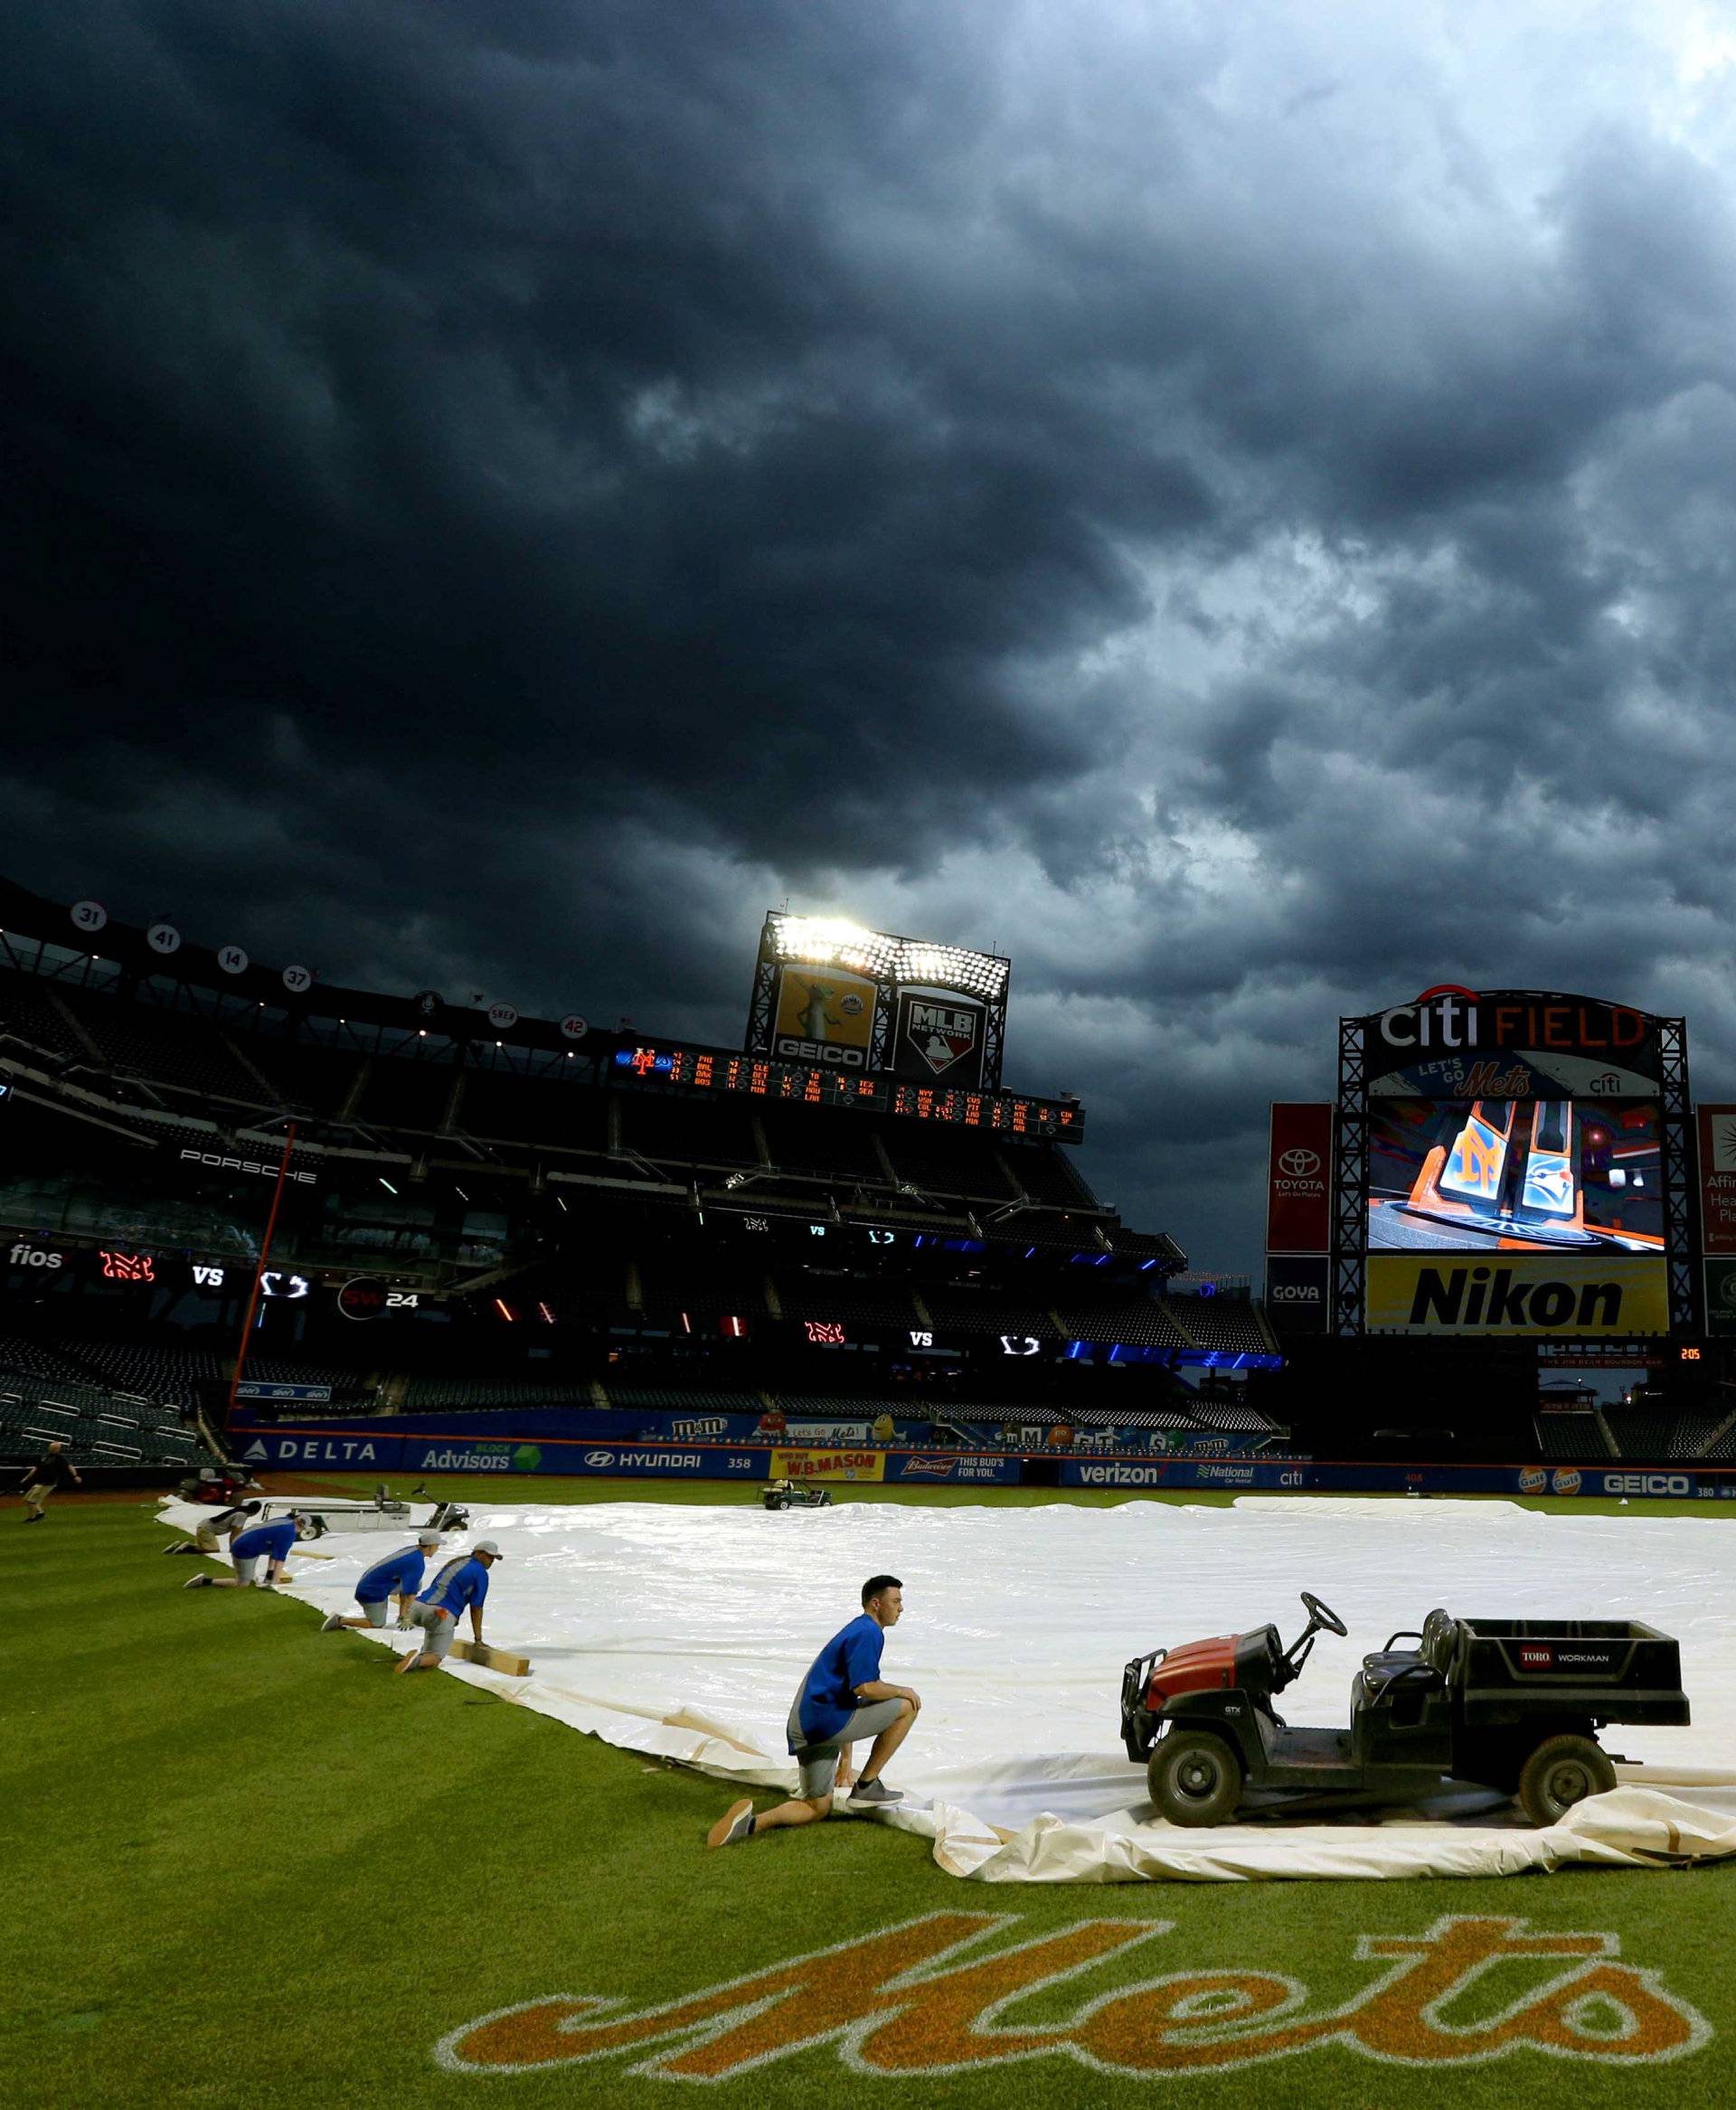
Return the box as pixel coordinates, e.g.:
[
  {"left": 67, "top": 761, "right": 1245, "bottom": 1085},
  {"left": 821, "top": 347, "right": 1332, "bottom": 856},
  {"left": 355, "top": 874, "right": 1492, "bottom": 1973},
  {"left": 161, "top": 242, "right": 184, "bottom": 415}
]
[{"left": 227, "top": 1121, "right": 299, "bottom": 1425}]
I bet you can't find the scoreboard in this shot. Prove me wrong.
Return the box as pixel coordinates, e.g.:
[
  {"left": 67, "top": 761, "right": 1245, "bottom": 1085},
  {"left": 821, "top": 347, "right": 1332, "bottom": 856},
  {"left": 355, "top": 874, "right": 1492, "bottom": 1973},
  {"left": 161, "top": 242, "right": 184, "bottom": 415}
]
[{"left": 610, "top": 1044, "right": 1083, "bottom": 1142}]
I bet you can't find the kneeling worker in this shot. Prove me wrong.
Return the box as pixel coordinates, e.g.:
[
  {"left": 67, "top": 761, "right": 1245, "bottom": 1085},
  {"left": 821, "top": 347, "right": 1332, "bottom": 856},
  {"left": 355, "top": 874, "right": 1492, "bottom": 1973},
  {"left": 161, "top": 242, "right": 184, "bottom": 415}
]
[
  {"left": 709, "top": 1574, "right": 918, "bottom": 1848},
  {"left": 165, "top": 1498, "right": 261, "bottom": 1557},
  {"left": 184, "top": 1509, "right": 310, "bottom": 1589},
  {"left": 321, "top": 1530, "right": 444, "bottom": 1631},
  {"left": 396, "top": 1538, "right": 502, "bottom": 1673}
]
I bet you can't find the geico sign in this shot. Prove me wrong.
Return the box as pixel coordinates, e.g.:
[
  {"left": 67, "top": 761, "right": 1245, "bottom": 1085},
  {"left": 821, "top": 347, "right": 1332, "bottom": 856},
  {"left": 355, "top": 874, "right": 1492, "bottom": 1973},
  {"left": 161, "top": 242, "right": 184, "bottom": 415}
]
[
  {"left": 180, "top": 1148, "right": 316, "bottom": 1184},
  {"left": 1601, "top": 1473, "right": 1693, "bottom": 1496},
  {"left": 7, "top": 1244, "right": 64, "bottom": 1269},
  {"left": 773, "top": 1037, "right": 866, "bottom": 1069}
]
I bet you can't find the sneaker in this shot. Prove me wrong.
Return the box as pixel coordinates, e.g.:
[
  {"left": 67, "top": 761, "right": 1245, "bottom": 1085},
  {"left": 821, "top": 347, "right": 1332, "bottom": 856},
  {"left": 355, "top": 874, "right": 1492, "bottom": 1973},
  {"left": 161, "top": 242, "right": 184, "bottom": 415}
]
[
  {"left": 183, "top": 1574, "right": 212, "bottom": 1589},
  {"left": 708, "top": 1799, "right": 756, "bottom": 1849},
  {"left": 320, "top": 1613, "right": 344, "bottom": 1632},
  {"left": 848, "top": 1778, "right": 903, "bottom": 1806}
]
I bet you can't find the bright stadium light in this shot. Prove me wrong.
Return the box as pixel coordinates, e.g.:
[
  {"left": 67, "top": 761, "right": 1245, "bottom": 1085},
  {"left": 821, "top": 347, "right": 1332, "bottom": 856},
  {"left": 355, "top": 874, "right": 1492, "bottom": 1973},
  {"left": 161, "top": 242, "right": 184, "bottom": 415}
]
[
  {"left": 766, "top": 913, "right": 1007, "bottom": 998},
  {"left": 896, "top": 940, "right": 1008, "bottom": 1000},
  {"left": 768, "top": 914, "right": 899, "bottom": 980}
]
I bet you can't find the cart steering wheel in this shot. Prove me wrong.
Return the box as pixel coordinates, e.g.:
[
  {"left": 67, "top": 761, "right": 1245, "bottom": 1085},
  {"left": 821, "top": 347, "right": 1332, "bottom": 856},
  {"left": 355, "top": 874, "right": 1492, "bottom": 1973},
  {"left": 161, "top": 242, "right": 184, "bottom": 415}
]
[{"left": 1300, "top": 1590, "right": 1347, "bottom": 1637}]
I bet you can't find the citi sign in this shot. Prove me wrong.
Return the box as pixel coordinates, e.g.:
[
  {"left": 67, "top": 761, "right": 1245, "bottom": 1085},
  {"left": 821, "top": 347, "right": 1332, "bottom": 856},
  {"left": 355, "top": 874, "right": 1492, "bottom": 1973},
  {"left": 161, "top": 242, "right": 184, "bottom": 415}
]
[{"left": 1375, "top": 987, "right": 1648, "bottom": 1055}]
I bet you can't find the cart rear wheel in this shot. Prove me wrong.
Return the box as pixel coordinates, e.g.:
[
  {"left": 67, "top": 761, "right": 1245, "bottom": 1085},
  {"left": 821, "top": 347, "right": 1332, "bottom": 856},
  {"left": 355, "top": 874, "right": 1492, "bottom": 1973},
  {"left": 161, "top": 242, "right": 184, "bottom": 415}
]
[
  {"left": 1148, "top": 1731, "right": 1243, "bottom": 1827},
  {"left": 1516, "top": 1733, "right": 1617, "bottom": 1826}
]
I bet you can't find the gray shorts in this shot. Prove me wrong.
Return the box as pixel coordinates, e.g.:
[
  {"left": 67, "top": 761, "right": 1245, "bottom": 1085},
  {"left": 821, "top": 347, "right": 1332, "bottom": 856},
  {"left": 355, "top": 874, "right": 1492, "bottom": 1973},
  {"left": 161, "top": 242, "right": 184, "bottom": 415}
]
[
  {"left": 787, "top": 1695, "right": 907, "bottom": 1800},
  {"left": 406, "top": 1601, "right": 457, "bottom": 1658},
  {"left": 356, "top": 1598, "right": 392, "bottom": 1628},
  {"left": 232, "top": 1555, "right": 261, "bottom": 1584}
]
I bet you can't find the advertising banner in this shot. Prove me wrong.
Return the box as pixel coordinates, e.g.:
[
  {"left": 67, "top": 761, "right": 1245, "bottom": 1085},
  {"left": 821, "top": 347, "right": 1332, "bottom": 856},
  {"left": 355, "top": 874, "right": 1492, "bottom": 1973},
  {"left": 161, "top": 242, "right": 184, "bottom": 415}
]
[
  {"left": 1354, "top": 988, "right": 1664, "bottom": 1097},
  {"left": 240, "top": 1431, "right": 406, "bottom": 1470},
  {"left": 771, "top": 966, "right": 877, "bottom": 1069},
  {"left": 769, "top": 1446, "right": 887, "bottom": 1484},
  {"left": 784, "top": 1419, "right": 872, "bottom": 1443},
  {"left": 892, "top": 992, "right": 986, "bottom": 1088},
  {"left": 1365, "top": 1252, "right": 1669, "bottom": 1336},
  {"left": 889, "top": 1452, "right": 1022, "bottom": 1485},
  {"left": 1058, "top": 1457, "right": 1735, "bottom": 1500},
  {"left": 1263, "top": 1253, "right": 1331, "bottom": 1332},
  {"left": 235, "top": 1382, "right": 333, "bottom": 1403},
  {"left": 1704, "top": 1258, "right": 1736, "bottom": 1340},
  {"left": 234, "top": 1429, "right": 770, "bottom": 1479},
  {"left": 1265, "top": 1103, "right": 1334, "bottom": 1253},
  {"left": 1698, "top": 1106, "right": 1736, "bottom": 1253}
]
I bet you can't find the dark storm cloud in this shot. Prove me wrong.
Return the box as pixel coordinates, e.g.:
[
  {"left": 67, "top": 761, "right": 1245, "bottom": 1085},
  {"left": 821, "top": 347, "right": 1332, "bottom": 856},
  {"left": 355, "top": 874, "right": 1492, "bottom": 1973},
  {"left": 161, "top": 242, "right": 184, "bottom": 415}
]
[{"left": 7, "top": 0, "right": 1736, "bottom": 1266}]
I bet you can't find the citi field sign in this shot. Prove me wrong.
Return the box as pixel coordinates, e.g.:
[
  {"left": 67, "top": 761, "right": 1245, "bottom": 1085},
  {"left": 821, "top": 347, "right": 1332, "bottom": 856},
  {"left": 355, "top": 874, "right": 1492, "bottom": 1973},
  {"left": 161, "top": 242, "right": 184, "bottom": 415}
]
[{"left": 1355, "top": 988, "right": 1665, "bottom": 1097}]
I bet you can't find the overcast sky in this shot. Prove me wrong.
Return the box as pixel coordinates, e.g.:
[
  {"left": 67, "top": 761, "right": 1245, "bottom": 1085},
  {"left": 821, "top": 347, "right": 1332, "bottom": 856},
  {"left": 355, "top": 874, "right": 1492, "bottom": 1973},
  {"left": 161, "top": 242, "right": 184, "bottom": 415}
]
[{"left": 9, "top": 1, "right": 1736, "bottom": 1269}]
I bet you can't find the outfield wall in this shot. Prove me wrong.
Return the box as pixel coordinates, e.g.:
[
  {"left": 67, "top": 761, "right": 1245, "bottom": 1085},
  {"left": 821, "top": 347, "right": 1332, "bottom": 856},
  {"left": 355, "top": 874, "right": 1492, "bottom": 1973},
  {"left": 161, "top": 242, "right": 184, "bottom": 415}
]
[
  {"left": 232, "top": 1421, "right": 1736, "bottom": 1501},
  {"left": 227, "top": 1404, "right": 1251, "bottom": 1455}
]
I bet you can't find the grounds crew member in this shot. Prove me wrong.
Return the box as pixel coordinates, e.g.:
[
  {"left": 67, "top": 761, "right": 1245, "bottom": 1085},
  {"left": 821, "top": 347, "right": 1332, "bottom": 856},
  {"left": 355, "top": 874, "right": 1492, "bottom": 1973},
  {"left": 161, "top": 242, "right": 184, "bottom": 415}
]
[
  {"left": 396, "top": 1539, "right": 502, "bottom": 1673},
  {"left": 183, "top": 1510, "right": 311, "bottom": 1589},
  {"left": 18, "top": 1439, "right": 82, "bottom": 1521},
  {"left": 164, "top": 1498, "right": 261, "bottom": 1557},
  {"left": 321, "top": 1530, "right": 444, "bottom": 1631},
  {"left": 709, "top": 1575, "right": 918, "bottom": 1848}
]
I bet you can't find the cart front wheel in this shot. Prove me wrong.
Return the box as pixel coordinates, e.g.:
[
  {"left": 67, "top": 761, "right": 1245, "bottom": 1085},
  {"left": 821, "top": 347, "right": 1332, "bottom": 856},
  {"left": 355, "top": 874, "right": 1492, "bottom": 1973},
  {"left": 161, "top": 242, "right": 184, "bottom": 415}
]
[
  {"left": 1516, "top": 1733, "right": 1616, "bottom": 1826},
  {"left": 1148, "top": 1731, "right": 1243, "bottom": 1827}
]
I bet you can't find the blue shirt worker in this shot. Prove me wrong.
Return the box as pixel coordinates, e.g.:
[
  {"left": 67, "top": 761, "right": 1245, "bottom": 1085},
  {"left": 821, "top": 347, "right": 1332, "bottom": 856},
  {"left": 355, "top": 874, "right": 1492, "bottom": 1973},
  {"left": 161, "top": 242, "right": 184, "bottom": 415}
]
[
  {"left": 709, "top": 1575, "right": 920, "bottom": 1850},
  {"left": 183, "top": 1512, "right": 310, "bottom": 1591},
  {"left": 396, "top": 1540, "right": 502, "bottom": 1674},
  {"left": 321, "top": 1530, "right": 444, "bottom": 1632}
]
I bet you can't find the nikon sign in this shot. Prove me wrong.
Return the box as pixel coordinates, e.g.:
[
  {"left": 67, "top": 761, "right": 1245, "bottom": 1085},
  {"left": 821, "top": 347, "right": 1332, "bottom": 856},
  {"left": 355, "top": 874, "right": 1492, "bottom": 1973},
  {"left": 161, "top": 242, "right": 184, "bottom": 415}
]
[{"left": 1367, "top": 1253, "right": 1668, "bottom": 1337}]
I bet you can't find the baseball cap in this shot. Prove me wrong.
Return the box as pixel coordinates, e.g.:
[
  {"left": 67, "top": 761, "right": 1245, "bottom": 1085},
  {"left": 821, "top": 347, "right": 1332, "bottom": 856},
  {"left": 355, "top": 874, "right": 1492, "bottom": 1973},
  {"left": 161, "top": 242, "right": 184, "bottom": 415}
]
[
  {"left": 473, "top": 1538, "right": 504, "bottom": 1558},
  {"left": 416, "top": 1530, "right": 442, "bottom": 1548}
]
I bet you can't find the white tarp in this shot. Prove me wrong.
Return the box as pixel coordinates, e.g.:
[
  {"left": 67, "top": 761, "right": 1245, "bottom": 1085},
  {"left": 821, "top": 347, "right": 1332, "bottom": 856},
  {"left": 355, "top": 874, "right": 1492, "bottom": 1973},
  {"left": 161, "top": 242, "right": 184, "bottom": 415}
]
[{"left": 160, "top": 1493, "right": 1736, "bottom": 1882}]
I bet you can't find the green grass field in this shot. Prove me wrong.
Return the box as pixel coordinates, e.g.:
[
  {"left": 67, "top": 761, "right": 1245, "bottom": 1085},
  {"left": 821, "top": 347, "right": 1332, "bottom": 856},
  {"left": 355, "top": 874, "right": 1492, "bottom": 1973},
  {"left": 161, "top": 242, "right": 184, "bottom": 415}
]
[{"left": 5, "top": 1480, "right": 1733, "bottom": 2109}]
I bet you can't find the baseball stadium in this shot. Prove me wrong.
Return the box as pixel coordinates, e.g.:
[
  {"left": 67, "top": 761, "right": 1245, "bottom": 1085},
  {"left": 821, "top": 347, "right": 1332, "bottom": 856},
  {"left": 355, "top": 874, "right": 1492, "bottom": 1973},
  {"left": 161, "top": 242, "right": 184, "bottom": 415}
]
[{"left": 5, "top": 881, "right": 1736, "bottom": 2110}]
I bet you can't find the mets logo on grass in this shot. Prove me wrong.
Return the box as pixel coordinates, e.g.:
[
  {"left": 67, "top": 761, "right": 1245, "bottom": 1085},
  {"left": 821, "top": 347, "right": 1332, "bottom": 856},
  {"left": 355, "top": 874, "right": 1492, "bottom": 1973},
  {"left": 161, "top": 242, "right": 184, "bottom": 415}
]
[{"left": 436, "top": 1910, "right": 1709, "bottom": 2080}]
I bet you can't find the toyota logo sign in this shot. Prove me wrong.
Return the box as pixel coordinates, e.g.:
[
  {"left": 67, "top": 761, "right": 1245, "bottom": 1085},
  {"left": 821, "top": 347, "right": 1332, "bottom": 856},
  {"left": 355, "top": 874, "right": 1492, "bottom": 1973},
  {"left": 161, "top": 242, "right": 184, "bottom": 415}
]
[{"left": 1278, "top": 1148, "right": 1322, "bottom": 1179}]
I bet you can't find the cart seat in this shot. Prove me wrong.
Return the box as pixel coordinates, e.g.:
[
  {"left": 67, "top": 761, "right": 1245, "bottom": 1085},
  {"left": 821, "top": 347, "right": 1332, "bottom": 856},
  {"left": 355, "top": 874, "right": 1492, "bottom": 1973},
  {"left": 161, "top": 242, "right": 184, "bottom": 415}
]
[{"left": 1360, "top": 1647, "right": 1441, "bottom": 1686}]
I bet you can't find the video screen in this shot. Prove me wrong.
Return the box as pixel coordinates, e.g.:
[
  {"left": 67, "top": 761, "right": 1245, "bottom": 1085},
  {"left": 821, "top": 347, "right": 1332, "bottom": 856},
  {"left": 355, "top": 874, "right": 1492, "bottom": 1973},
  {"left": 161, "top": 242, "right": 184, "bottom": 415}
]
[{"left": 1367, "top": 1098, "right": 1663, "bottom": 1253}]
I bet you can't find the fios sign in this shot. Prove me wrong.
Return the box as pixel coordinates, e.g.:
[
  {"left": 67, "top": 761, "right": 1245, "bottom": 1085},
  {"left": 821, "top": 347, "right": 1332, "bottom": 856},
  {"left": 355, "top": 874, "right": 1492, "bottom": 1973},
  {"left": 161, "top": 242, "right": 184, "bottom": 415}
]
[{"left": 1266, "top": 1104, "right": 1333, "bottom": 1255}]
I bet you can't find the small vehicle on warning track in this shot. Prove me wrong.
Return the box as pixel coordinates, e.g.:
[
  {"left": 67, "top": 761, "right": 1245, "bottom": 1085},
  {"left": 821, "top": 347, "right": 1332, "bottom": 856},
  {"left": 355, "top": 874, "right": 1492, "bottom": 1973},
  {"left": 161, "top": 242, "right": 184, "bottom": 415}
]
[
  {"left": 1120, "top": 1592, "right": 1689, "bottom": 1828},
  {"left": 760, "top": 1478, "right": 834, "bottom": 1511}
]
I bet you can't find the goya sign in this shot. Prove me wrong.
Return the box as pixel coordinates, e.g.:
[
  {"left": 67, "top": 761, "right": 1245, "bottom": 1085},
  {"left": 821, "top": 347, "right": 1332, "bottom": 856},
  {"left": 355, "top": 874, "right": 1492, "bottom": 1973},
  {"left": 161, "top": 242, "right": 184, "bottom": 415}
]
[{"left": 439, "top": 1910, "right": 1708, "bottom": 2079}]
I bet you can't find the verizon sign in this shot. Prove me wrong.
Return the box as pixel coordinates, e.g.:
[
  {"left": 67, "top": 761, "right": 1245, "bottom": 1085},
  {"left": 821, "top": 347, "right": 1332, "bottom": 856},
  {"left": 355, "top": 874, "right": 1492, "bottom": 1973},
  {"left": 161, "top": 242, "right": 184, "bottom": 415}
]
[{"left": 1266, "top": 1103, "right": 1333, "bottom": 1253}]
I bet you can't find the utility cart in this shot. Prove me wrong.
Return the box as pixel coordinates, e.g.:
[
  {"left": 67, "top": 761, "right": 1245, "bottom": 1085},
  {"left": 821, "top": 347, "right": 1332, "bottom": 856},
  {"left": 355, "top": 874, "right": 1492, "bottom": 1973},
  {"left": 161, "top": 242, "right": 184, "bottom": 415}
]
[{"left": 1120, "top": 1593, "right": 1688, "bottom": 1827}]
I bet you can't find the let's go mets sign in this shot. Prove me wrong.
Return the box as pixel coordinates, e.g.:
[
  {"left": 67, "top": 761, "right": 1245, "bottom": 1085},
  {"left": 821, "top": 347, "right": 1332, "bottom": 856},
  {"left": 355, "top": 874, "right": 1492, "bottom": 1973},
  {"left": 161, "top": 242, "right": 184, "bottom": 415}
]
[{"left": 438, "top": 1910, "right": 1708, "bottom": 2081}]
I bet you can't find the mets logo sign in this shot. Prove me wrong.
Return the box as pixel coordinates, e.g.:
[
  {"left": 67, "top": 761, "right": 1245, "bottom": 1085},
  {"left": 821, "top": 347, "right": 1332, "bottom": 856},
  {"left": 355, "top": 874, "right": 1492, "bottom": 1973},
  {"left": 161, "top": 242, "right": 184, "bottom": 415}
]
[{"left": 437, "top": 1911, "right": 1708, "bottom": 2079}]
